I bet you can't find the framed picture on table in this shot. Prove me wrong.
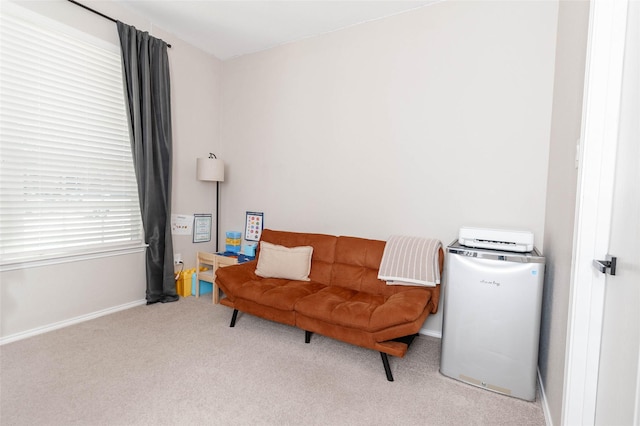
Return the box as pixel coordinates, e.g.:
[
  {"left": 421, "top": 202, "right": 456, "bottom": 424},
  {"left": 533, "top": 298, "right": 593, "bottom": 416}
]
[
  {"left": 193, "top": 214, "right": 212, "bottom": 243},
  {"left": 245, "top": 211, "right": 264, "bottom": 241}
]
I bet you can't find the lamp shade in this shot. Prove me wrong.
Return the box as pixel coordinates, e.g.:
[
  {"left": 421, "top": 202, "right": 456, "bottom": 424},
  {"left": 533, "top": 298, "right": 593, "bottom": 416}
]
[{"left": 196, "top": 157, "right": 225, "bottom": 182}]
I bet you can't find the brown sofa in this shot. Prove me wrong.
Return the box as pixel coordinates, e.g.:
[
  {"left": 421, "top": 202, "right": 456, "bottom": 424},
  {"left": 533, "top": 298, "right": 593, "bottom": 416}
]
[{"left": 216, "top": 229, "right": 444, "bottom": 381}]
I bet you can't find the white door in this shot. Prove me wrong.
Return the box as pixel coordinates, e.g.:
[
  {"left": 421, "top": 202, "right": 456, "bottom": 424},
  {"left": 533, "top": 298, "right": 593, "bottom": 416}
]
[
  {"left": 564, "top": 1, "right": 640, "bottom": 425},
  {"left": 594, "top": 1, "right": 640, "bottom": 424}
]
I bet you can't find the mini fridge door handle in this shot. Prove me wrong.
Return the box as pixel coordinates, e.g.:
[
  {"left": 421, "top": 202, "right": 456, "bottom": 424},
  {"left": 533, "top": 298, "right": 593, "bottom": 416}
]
[{"left": 593, "top": 255, "right": 617, "bottom": 275}]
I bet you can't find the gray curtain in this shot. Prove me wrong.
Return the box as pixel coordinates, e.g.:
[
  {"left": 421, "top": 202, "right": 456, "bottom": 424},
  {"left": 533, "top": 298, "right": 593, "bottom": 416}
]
[{"left": 117, "top": 21, "right": 178, "bottom": 304}]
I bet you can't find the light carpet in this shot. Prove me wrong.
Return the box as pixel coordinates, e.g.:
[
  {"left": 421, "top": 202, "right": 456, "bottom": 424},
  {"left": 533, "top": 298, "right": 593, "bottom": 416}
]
[{"left": 0, "top": 296, "right": 545, "bottom": 425}]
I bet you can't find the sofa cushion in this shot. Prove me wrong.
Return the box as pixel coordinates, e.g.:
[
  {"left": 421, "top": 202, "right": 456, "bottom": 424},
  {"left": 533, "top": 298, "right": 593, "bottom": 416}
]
[
  {"left": 233, "top": 278, "right": 326, "bottom": 311},
  {"left": 260, "top": 229, "right": 337, "bottom": 285},
  {"left": 294, "top": 285, "right": 432, "bottom": 332},
  {"left": 255, "top": 241, "right": 313, "bottom": 281},
  {"left": 330, "top": 236, "right": 387, "bottom": 295}
]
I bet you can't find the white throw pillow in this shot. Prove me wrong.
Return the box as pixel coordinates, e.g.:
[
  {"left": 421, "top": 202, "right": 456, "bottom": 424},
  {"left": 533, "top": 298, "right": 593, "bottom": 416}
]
[{"left": 255, "top": 241, "right": 313, "bottom": 281}]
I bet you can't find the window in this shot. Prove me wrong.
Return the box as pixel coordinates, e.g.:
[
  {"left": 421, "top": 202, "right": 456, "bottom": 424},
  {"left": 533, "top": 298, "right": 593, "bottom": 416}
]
[{"left": 0, "top": 6, "right": 143, "bottom": 267}]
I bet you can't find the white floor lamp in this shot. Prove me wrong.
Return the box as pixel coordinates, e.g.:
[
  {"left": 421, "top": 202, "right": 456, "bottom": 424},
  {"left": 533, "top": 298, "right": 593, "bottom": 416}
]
[{"left": 196, "top": 153, "right": 225, "bottom": 252}]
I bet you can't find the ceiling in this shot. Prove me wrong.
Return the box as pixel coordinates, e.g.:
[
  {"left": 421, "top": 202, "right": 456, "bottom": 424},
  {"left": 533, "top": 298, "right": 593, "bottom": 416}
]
[{"left": 117, "top": 1, "right": 438, "bottom": 60}]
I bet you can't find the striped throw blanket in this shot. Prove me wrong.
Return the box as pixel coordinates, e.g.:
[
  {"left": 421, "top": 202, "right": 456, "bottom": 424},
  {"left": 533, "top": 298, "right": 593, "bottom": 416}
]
[{"left": 378, "top": 235, "right": 442, "bottom": 287}]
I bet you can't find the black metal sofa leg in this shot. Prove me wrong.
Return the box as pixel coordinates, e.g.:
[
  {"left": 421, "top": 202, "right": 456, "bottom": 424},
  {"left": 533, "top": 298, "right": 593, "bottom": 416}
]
[
  {"left": 305, "top": 330, "right": 312, "bottom": 343},
  {"left": 230, "top": 309, "right": 238, "bottom": 327},
  {"left": 380, "top": 352, "right": 394, "bottom": 382}
]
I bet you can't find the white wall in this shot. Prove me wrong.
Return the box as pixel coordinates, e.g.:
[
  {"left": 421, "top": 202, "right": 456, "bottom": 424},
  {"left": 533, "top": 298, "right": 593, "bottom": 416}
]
[
  {"left": 1, "top": 251, "right": 147, "bottom": 343},
  {"left": 538, "top": 1, "right": 590, "bottom": 424},
  {"left": 0, "top": 0, "right": 221, "bottom": 341},
  {"left": 220, "top": 1, "right": 558, "bottom": 334}
]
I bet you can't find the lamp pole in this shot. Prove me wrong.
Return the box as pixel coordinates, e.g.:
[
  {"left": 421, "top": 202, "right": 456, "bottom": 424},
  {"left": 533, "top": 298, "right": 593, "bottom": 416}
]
[{"left": 215, "top": 181, "right": 220, "bottom": 252}]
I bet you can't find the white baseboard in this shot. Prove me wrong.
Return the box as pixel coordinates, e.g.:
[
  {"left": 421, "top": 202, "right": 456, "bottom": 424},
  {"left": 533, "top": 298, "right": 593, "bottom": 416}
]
[
  {"left": 419, "top": 327, "right": 442, "bottom": 338},
  {"left": 538, "top": 367, "right": 553, "bottom": 426},
  {"left": 0, "top": 299, "right": 146, "bottom": 345}
]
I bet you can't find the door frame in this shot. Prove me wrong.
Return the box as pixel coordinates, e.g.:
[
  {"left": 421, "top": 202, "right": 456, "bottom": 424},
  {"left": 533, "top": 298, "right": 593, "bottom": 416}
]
[{"left": 562, "top": 0, "right": 630, "bottom": 424}]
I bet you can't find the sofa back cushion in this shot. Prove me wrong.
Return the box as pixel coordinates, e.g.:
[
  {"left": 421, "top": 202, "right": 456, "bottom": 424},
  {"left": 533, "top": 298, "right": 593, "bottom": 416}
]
[
  {"left": 331, "top": 236, "right": 428, "bottom": 297},
  {"left": 259, "top": 229, "right": 337, "bottom": 285},
  {"left": 330, "top": 236, "right": 387, "bottom": 295}
]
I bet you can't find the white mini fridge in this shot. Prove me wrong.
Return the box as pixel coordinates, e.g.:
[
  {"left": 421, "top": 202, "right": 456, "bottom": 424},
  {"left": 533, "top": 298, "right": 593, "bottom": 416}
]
[{"left": 440, "top": 240, "right": 545, "bottom": 401}]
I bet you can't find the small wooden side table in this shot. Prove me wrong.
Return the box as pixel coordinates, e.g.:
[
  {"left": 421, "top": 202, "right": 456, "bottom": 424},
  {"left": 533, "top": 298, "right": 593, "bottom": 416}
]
[{"left": 196, "top": 252, "right": 238, "bottom": 304}]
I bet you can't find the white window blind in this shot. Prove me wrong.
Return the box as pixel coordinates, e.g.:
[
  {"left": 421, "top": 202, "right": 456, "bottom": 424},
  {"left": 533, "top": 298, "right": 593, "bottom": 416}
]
[{"left": 0, "top": 7, "right": 143, "bottom": 266}]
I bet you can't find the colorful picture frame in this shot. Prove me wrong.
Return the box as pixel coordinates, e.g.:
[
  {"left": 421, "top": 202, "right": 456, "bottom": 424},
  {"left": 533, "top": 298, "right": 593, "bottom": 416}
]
[{"left": 245, "top": 211, "right": 264, "bottom": 241}]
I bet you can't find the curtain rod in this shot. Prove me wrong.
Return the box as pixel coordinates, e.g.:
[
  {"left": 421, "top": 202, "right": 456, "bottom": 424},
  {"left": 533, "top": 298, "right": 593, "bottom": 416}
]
[{"left": 66, "top": 0, "right": 172, "bottom": 48}]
